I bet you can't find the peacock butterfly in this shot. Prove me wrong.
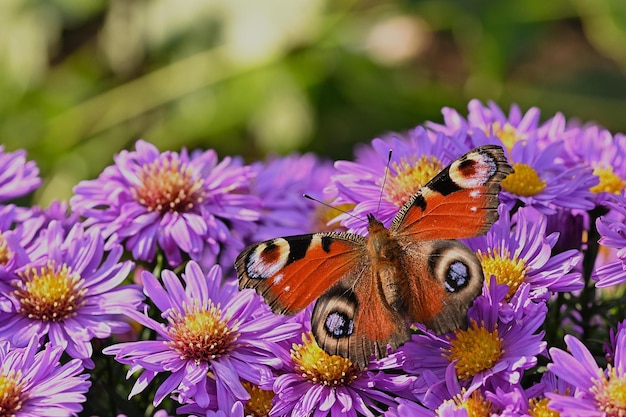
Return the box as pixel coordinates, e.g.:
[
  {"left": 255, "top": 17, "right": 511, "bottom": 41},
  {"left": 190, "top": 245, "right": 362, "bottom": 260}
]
[{"left": 235, "top": 145, "right": 513, "bottom": 369}]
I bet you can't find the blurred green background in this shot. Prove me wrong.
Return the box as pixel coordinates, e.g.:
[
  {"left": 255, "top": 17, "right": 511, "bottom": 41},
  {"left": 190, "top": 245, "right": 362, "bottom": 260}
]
[{"left": 3, "top": 0, "right": 626, "bottom": 205}]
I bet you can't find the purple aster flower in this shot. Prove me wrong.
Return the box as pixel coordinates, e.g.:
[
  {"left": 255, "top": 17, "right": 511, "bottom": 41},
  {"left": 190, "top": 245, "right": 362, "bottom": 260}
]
[
  {"left": 269, "top": 329, "right": 417, "bottom": 417},
  {"left": 249, "top": 153, "right": 336, "bottom": 240},
  {"left": 467, "top": 205, "right": 583, "bottom": 301},
  {"left": 560, "top": 125, "right": 626, "bottom": 204},
  {"left": 426, "top": 99, "right": 542, "bottom": 152},
  {"left": 401, "top": 278, "right": 547, "bottom": 396},
  {"left": 70, "top": 140, "right": 261, "bottom": 268},
  {"left": 547, "top": 324, "right": 626, "bottom": 416},
  {"left": 103, "top": 261, "right": 301, "bottom": 413},
  {"left": 494, "top": 137, "right": 597, "bottom": 215},
  {"left": 329, "top": 127, "right": 467, "bottom": 234},
  {"left": 0, "top": 145, "right": 41, "bottom": 203},
  {"left": 595, "top": 191, "right": 626, "bottom": 287},
  {"left": 0, "top": 337, "right": 90, "bottom": 416},
  {"left": 0, "top": 221, "right": 142, "bottom": 366},
  {"left": 386, "top": 364, "right": 500, "bottom": 417}
]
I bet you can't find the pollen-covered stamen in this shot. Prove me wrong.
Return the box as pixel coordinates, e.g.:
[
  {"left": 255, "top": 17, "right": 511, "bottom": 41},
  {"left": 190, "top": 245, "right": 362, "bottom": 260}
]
[
  {"left": 591, "top": 166, "right": 625, "bottom": 195},
  {"left": 528, "top": 396, "right": 559, "bottom": 417},
  {"left": 0, "top": 232, "right": 11, "bottom": 265},
  {"left": 14, "top": 260, "right": 87, "bottom": 322},
  {"left": 0, "top": 370, "right": 27, "bottom": 415},
  {"left": 590, "top": 365, "right": 626, "bottom": 417},
  {"left": 477, "top": 247, "right": 528, "bottom": 300},
  {"left": 502, "top": 163, "right": 546, "bottom": 197},
  {"left": 291, "top": 332, "right": 360, "bottom": 386},
  {"left": 445, "top": 320, "right": 504, "bottom": 380},
  {"left": 436, "top": 389, "right": 493, "bottom": 416},
  {"left": 487, "top": 122, "right": 525, "bottom": 151},
  {"left": 132, "top": 154, "right": 206, "bottom": 214},
  {"left": 386, "top": 155, "right": 443, "bottom": 207},
  {"left": 242, "top": 381, "right": 274, "bottom": 417},
  {"left": 166, "top": 300, "right": 239, "bottom": 363}
]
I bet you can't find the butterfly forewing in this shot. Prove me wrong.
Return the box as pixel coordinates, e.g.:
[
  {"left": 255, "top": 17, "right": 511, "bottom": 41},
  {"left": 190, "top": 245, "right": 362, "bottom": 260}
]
[
  {"left": 236, "top": 232, "right": 367, "bottom": 315},
  {"left": 390, "top": 145, "right": 513, "bottom": 240}
]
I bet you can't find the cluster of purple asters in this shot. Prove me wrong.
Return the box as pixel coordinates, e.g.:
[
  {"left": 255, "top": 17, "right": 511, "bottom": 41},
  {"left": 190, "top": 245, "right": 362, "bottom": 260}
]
[{"left": 0, "top": 100, "right": 625, "bottom": 416}]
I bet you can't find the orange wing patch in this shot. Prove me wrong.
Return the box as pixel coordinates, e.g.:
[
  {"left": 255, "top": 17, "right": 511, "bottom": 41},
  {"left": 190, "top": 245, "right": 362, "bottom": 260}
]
[{"left": 236, "top": 233, "right": 366, "bottom": 314}]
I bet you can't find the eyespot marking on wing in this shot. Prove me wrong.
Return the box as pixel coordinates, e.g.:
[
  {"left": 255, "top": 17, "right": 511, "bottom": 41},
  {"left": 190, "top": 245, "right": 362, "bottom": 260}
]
[
  {"left": 245, "top": 238, "right": 290, "bottom": 279},
  {"left": 325, "top": 311, "right": 355, "bottom": 338},
  {"left": 449, "top": 150, "right": 498, "bottom": 188},
  {"left": 445, "top": 260, "right": 470, "bottom": 292}
]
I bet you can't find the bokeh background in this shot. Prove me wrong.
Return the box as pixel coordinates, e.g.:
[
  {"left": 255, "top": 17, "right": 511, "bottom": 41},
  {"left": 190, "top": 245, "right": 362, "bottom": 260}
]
[{"left": 3, "top": 0, "right": 626, "bottom": 205}]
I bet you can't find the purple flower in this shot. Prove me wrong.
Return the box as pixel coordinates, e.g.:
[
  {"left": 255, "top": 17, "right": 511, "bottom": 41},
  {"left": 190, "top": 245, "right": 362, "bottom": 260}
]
[
  {"left": 499, "top": 139, "right": 597, "bottom": 214},
  {"left": 329, "top": 127, "right": 467, "bottom": 234},
  {"left": 426, "top": 99, "right": 541, "bottom": 151},
  {"left": 401, "top": 278, "right": 547, "bottom": 396},
  {"left": 0, "top": 221, "right": 142, "bottom": 366},
  {"left": 0, "top": 337, "right": 90, "bottom": 416},
  {"left": 103, "top": 261, "right": 301, "bottom": 413},
  {"left": 560, "top": 125, "right": 626, "bottom": 203},
  {"left": 467, "top": 205, "right": 583, "bottom": 301},
  {"left": 70, "top": 140, "right": 261, "bottom": 268},
  {"left": 249, "top": 153, "right": 336, "bottom": 240},
  {"left": 0, "top": 145, "right": 41, "bottom": 203},
  {"left": 595, "top": 191, "right": 626, "bottom": 287},
  {"left": 547, "top": 324, "right": 626, "bottom": 416},
  {"left": 269, "top": 330, "right": 416, "bottom": 417}
]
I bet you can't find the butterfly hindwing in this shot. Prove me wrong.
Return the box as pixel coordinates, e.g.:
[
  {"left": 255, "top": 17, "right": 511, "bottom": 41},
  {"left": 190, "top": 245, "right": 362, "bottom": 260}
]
[
  {"left": 397, "top": 238, "right": 485, "bottom": 334},
  {"left": 391, "top": 145, "right": 513, "bottom": 240},
  {"left": 311, "top": 269, "right": 410, "bottom": 369},
  {"left": 236, "top": 232, "right": 367, "bottom": 315}
]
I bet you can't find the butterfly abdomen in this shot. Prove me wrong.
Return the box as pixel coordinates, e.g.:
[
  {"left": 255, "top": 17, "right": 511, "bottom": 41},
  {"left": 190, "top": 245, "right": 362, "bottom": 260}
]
[{"left": 367, "top": 216, "right": 411, "bottom": 314}]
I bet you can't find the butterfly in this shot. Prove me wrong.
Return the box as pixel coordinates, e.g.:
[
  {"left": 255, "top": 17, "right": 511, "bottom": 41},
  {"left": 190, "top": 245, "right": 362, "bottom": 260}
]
[{"left": 236, "top": 145, "right": 513, "bottom": 369}]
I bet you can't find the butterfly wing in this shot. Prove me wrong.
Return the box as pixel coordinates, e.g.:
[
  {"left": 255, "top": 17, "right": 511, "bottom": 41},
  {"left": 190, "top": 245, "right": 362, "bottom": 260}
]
[
  {"left": 311, "top": 267, "right": 410, "bottom": 369},
  {"left": 397, "top": 238, "right": 485, "bottom": 333},
  {"left": 236, "top": 232, "right": 367, "bottom": 315},
  {"left": 390, "top": 145, "right": 513, "bottom": 240}
]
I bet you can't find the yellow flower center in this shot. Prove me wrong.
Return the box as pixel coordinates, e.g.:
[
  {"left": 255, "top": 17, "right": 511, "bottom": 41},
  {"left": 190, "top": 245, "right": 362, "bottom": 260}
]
[
  {"left": 132, "top": 154, "right": 206, "bottom": 214},
  {"left": 591, "top": 365, "right": 626, "bottom": 417},
  {"left": 0, "top": 232, "right": 11, "bottom": 265},
  {"left": 314, "top": 203, "right": 354, "bottom": 232},
  {"left": 436, "top": 389, "right": 493, "bottom": 417},
  {"left": 242, "top": 381, "right": 274, "bottom": 417},
  {"left": 166, "top": 300, "right": 238, "bottom": 363},
  {"left": 0, "top": 370, "right": 26, "bottom": 416},
  {"left": 14, "top": 260, "right": 87, "bottom": 322},
  {"left": 501, "top": 163, "right": 546, "bottom": 197},
  {"left": 385, "top": 155, "right": 443, "bottom": 207},
  {"left": 445, "top": 320, "right": 504, "bottom": 380},
  {"left": 528, "top": 396, "right": 560, "bottom": 417},
  {"left": 487, "top": 122, "right": 525, "bottom": 151},
  {"left": 477, "top": 248, "right": 528, "bottom": 300},
  {"left": 591, "top": 166, "right": 625, "bottom": 195},
  {"left": 291, "top": 332, "right": 360, "bottom": 386}
]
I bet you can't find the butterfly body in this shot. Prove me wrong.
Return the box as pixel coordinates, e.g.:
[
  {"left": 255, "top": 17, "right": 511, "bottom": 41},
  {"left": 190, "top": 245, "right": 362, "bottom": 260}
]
[{"left": 236, "top": 145, "right": 513, "bottom": 368}]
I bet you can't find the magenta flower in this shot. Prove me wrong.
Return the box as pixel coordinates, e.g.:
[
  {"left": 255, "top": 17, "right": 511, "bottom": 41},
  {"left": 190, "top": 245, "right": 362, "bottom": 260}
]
[
  {"left": 401, "top": 278, "right": 547, "bottom": 397},
  {"left": 103, "top": 261, "right": 301, "bottom": 413},
  {"left": 0, "top": 337, "right": 90, "bottom": 416},
  {"left": 0, "top": 145, "right": 41, "bottom": 203},
  {"left": 70, "top": 140, "right": 261, "bottom": 268},
  {"left": 249, "top": 153, "right": 336, "bottom": 240},
  {"left": 595, "top": 191, "right": 626, "bottom": 287},
  {"left": 547, "top": 325, "right": 626, "bottom": 416},
  {"left": 0, "top": 221, "right": 142, "bottom": 365},
  {"left": 466, "top": 205, "right": 583, "bottom": 301}
]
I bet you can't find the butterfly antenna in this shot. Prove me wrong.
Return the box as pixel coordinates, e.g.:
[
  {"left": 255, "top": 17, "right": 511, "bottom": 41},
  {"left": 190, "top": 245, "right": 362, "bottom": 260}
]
[
  {"left": 302, "top": 194, "right": 366, "bottom": 223},
  {"left": 376, "top": 149, "right": 393, "bottom": 216}
]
